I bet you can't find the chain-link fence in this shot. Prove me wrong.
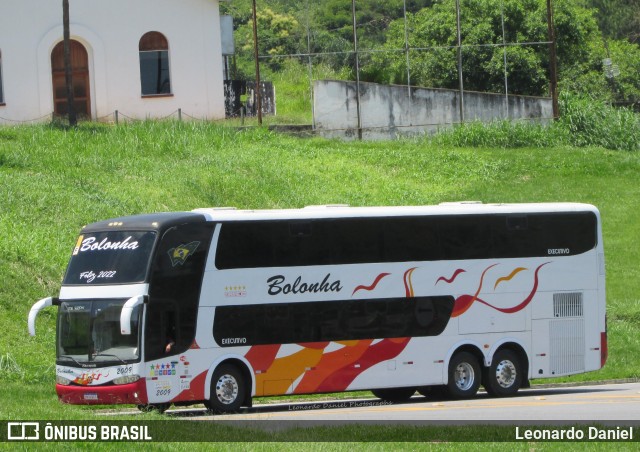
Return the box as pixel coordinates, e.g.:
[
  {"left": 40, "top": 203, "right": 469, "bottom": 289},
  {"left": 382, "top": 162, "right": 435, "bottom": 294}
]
[{"left": 227, "top": 0, "right": 559, "bottom": 137}]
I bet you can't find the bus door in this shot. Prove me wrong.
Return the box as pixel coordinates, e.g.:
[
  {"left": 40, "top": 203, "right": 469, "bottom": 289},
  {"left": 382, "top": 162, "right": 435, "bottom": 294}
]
[{"left": 143, "top": 222, "right": 213, "bottom": 403}]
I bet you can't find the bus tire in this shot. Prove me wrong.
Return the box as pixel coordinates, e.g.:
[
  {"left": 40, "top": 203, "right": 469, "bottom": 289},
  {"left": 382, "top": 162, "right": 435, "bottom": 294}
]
[
  {"left": 483, "top": 349, "right": 522, "bottom": 397},
  {"left": 446, "top": 351, "right": 481, "bottom": 399},
  {"left": 206, "top": 364, "right": 246, "bottom": 414},
  {"left": 371, "top": 387, "right": 416, "bottom": 403}
]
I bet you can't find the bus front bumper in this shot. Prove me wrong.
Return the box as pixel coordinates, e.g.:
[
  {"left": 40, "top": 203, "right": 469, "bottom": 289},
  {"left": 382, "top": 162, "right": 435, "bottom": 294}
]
[{"left": 56, "top": 378, "right": 148, "bottom": 405}]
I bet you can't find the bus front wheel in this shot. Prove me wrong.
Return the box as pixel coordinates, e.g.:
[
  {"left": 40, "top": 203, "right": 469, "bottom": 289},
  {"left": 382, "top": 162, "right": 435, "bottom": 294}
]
[
  {"left": 206, "top": 364, "right": 246, "bottom": 414},
  {"left": 447, "top": 351, "right": 481, "bottom": 399},
  {"left": 483, "top": 349, "right": 522, "bottom": 397}
]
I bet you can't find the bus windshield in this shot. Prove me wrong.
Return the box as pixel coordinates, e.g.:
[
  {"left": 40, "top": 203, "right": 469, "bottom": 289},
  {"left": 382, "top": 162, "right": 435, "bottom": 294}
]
[
  {"left": 63, "top": 231, "right": 157, "bottom": 285},
  {"left": 57, "top": 299, "right": 141, "bottom": 366}
]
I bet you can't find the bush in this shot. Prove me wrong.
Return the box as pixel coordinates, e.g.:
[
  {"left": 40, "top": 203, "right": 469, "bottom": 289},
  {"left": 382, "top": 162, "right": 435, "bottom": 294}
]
[
  {"left": 558, "top": 92, "right": 640, "bottom": 151},
  {"left": 430, "top": 92, "right": 639, "bottom": 151},
  {"left": 430, "top": 119, "right": 569, "bottom": 149}
]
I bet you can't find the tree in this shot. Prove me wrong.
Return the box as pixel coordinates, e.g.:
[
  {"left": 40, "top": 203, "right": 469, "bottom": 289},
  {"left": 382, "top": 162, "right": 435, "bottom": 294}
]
[
  {"left": 220, "top": 0, "right": 639, "bottom": 105},
  {"left": 587, "top": 0, "right": 640, "bottom": 44},
  {"left": 222, "top": 0, "right": 435, "bottom": 72},
  {"left": 236, "top": 7, "right": 301, "bottom": 57},
  {"left": 561, "top": 37, "right": 640, "bottom": 106},
  {"left": 310, "top": 0, "right": 433, "bottom": 47},
  {"left": 366, "top": 0, "right": 604, "bottom": 97}
]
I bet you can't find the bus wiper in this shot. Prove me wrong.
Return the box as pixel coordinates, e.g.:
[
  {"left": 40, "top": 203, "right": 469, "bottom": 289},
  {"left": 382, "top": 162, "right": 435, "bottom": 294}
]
[
  {"left": 58, "top": 355, "right": 82, "bottom": 366},
  {"left": 93, "top": 353, "right": 126, "bottom": 365}
]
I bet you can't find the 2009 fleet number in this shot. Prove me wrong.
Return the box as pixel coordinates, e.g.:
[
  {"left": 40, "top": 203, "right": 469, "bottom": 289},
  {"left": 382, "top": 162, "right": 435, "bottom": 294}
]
[
  {"left": 156, "top": 389, "right": 171, "bottom": 396},
  {"left": 117, "top": 366, "right": 133, "bottom": 375}
]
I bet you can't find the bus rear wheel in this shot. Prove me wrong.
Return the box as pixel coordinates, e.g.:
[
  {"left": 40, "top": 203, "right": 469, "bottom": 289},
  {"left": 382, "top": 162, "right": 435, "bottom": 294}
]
[
  {"left": 447, "top": 351, "right": 481, "bottom": 399},
  {"left": 206, "top": 364, "right": 246, "bottom": 414},
  {"left": 371, "top": 387, "right": 416, "bottom": 403},
  {"left": 483, "top": 349, "right": 522, "bottom": 397}
]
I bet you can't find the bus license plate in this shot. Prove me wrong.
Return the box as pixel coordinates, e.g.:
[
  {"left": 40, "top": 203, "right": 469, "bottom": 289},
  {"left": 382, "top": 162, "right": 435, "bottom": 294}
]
[{"left": 84, "top": 393, "right": 98, "bottom": 401}]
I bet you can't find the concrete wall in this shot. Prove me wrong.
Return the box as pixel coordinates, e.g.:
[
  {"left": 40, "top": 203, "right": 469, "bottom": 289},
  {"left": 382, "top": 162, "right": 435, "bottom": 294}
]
[
  {"left": 0, "top": 0, "right": 225, "bottom": 123},
  {"left": 314, "top": 80, "right": 553, "bottom": 140}
]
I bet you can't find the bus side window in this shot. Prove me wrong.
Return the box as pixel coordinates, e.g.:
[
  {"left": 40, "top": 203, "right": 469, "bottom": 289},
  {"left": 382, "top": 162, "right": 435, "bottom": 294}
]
[
  {"left": 414, "top": 298, "right": 435, "bottom": 329},
  {"left": 145, "top": 303, "right": 177, "bottom": 360},
  {"left": 344, "top": 303, "right": 372, "bottom": 332},
  {"left": 439, "top": 218, "right": 492, "bottom": 260},
  {"left": 147, "top": 222, "right": 212, "bottom": 359},
  {"left": 163, "top": 310, "right": 177, "bottom": 354},
  {"left": 317, "top": 303, "right": 341, "bottom": 342}
]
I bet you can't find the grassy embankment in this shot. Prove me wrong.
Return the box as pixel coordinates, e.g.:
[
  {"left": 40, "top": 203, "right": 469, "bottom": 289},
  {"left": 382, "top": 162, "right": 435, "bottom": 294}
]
[{"left": 0, "top": 118, "right": 638, "bottom": 447}]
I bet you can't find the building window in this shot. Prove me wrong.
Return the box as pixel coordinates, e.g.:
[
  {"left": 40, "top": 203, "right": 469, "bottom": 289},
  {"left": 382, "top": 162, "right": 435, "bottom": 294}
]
[
  {"left": 0, "top": 50, "right": 4, "bottom": 105},
  {"left": 139, "top": 32, "right": 171, "bottom": 96}
]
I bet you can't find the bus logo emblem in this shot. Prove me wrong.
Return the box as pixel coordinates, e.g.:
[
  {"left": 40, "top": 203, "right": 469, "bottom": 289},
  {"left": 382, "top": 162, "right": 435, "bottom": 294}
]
[
  {"left": 7, "top": 422, "right": 40, "bottom": 441},
  {"left": 168, "top": 241, "right": 200, "bottom": 267}
]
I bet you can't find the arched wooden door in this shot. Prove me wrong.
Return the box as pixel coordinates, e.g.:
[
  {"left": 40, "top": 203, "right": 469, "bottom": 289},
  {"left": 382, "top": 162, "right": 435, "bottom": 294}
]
[{"left": 51, "top": 40, "right": 91, "bottom": 118}]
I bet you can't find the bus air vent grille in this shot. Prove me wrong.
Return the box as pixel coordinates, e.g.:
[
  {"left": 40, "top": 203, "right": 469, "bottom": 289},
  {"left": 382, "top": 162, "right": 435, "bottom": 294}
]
[
  {"left": 553, "top": 292, "right": 583, "bottom": 318},
  {"left": 549, "top": 318, "right": 585, "bottom": 375}
]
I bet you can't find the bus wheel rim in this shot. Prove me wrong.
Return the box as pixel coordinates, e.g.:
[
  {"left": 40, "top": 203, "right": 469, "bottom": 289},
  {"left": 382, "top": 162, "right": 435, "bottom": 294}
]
[
  {"left": 495, "top": 360, "right": 516, "bottom": 388},
  {"left": 215, "top": 374, "right": 239, "bottom": 404},
  {"left": 454, "top": 362, "right": 475, "bottom": 391}
]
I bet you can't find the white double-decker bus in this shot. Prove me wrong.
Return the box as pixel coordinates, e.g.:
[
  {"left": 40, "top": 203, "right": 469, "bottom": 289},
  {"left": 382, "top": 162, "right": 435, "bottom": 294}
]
[{"left": 28, "top": 203, "right": 607, "bottom": 413}]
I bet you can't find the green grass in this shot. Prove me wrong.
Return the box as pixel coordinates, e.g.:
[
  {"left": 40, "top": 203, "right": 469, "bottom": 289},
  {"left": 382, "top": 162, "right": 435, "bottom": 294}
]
[{"left": 0, "top": 120, "right": 639, "bottom": 445}]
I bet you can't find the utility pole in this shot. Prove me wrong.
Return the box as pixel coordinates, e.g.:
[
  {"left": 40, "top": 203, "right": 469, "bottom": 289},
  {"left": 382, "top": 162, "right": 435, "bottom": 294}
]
[
  {"left": 251, "top": 0, "right": 262, "bottom": 125},
  {"left": 546, "top": 0, "right": 559, "bottom": 119},
  {"left": 63, "top": 0, "right": 77, "bottom": 126},
  {"left": 351, "top": 0, "right": 362, "bottom": 139},
  {"left": 455, "top": 0, "right": 465, "bottom": 123}
]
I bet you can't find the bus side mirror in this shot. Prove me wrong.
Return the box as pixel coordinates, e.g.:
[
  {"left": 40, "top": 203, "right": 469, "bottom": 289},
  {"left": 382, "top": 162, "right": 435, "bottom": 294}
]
[
  {"left": 120, "top": 295, "right": 146, "bottom": 335},
  {"left": 28, "top": 297, "right": 58, "bottom": 336}
]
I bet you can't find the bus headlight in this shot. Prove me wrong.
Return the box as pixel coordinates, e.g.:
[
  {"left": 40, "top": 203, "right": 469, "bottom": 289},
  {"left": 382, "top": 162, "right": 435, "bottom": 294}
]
[
  {"left": 56, "top": 375, "right": 72, "bottom": 385},
  {"left": 113, "top": 375, "right": 140, "bottom": 385}
]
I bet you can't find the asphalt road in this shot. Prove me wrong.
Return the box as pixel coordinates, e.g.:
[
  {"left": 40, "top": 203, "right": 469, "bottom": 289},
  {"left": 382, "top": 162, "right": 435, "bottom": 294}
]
[{"left": 162, "top": 381, "right": 640, "bottom": 424}]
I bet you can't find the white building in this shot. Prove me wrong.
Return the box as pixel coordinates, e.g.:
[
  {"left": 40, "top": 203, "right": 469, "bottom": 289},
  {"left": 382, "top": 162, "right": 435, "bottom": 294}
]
[{"left": 0, "top": 0, "right": 227, "bottom": 124}]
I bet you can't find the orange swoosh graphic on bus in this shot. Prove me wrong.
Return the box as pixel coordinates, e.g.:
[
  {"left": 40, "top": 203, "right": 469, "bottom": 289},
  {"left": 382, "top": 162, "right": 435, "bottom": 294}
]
[
  {"left": 314, "top": 337, "right": 410, "bottom": 393},
  {"left": 245, "top": 336, "right": 415, "bottom": 395},
  {"left": 352, "top": 273, "right": 391, "bottom": 296},
  {"left": 244, "top": 269, "right": 423, "bottom": 395},
  {"left": 451, "top": 264, "right": 498, "bottom": 317},
  {"left": 452, "top": 263, "right": 549, "bottom": 317},
  {"left": 294, "top": 340, "right": 374, "bottom": 393},
  {"left": 494, "top": 267, "right": 527, "bottom": 289},
  {"left": 256, "top": 346, "right": 325, "bottom": 396},
  {"left": 436, "top": 269, "right": 466, "bottom": 285},
  {"left": 245, "top": 344, "right": 280, "bottom": 373},
  {"left": 485, "top": 263, "right": 549, "bottom": 313},
  {"left": 244, "top": 262, "right": 549, "bottom": 396},
  {"left": 403, "top": 267, "right": 417, "bottom": 297}
]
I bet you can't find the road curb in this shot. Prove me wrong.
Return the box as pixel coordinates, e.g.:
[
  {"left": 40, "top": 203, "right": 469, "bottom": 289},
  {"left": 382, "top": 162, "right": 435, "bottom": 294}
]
[{"left": 528, "top": 377, "right": 640, "bottom": 390}]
